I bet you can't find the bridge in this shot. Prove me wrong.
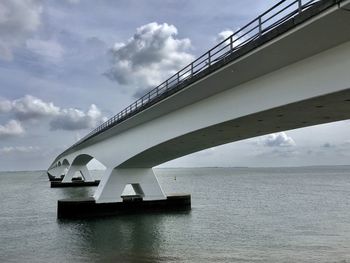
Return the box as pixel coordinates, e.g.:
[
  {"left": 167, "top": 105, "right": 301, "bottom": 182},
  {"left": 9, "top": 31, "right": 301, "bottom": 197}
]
[{"left": 48, "top": 0, "right": 350, "bottom": 215}]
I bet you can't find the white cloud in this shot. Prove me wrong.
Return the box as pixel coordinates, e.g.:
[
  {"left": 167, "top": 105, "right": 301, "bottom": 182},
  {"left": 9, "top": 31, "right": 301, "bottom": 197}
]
[
  {"left": 215, "top": 29, "right": 243, "bottom": 47},
  {"left": 50, "top": 104, "right": 107, "bottom": 131},
  {"left": 0, "top": 120, "right": 24, "bottom": 138},
  {"left": 0, "top": 145, "right": 40, "bottom": 155},
  {"left": 26, "top": 39, "right": 64, "bottom": 63},
  {"left": 0, "top": 0, "right": 43, "bottom": 60},
  {"left": 216, "top": 30, "right": 234, "bottom": 43},
  {"left": 0, "top": 99, "right": 12, "bottom": 113},
  {"left": 12, "top": 95, "right": 60, "bottom": 120},
  {"left": 105, "top": 22, "right": 194, "bottom": 97},
  {"left": 260, "top": 132, "right": 296, "bottom": 147}
]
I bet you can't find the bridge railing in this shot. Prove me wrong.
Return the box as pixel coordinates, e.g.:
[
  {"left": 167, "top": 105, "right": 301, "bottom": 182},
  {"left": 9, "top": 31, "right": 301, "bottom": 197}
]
[{"left": 62, "top": 0, "right": 320, "bottom": 155}]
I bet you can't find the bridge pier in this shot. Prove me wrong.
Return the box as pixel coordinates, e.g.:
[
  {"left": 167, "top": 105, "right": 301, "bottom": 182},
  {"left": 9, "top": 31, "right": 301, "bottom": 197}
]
[
  {"left": 57, "top": 168, "right": 190, "bottom": 219},
  {"left": 51, "top": 162, "right": 100, "bottom": 188},
  {"left": 47, "top": 164, "right": 67, "bottom": 181},
  {"left": 62, "top": 164, "right": 94, "bottom": 183},
  {"left": 94, "top": 168, "right": 166, "bottom": 203}
]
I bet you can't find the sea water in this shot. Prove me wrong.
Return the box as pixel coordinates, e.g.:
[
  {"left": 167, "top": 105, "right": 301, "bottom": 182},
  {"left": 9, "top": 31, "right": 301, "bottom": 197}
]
[{"left": 0, "top": 166, "right": 350, "bottom": 262}]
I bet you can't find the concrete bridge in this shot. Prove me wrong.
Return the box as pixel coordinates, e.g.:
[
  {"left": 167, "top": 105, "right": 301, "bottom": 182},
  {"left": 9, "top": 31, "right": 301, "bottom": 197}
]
[{"left": 48, "top": 0, "right": 350, "bottom": 207}]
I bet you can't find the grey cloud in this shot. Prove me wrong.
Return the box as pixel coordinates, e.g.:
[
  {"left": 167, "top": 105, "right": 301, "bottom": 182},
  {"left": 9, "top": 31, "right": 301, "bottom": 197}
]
[
  {"left": 104, "top": 22, "right": 194, "bottom": 98},
  {"left": 0, "top": 0, "right": 42, "bottom": 60},
  {"left": 320, "top": 140, "right": 350, "bottom": 154},
  {"left": 269, "top": 148, "right": 299, "bottom": 157},
  {"left": 0, "top": 145, "right": 40, "bottom": 155},
  {"left": 50, "top": 104, "right": 107, "bottom": 131},
  {"left": 0, "top": 120, "right": 24, "bottom": 138},
  {"left": 322, "top": 142, "right": 333, "bottom": 148},
  {"left": 25, "top": 38, "right": 64, "bottom": 63}
]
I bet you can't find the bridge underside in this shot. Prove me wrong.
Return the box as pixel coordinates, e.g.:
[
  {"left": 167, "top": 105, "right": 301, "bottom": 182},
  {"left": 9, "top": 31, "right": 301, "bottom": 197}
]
[
  {"left": 54, "top": 85, "right": 350, "bottom": 204},
  {"left": 121, "top": 89, "right": 350, "bottom": 167}
]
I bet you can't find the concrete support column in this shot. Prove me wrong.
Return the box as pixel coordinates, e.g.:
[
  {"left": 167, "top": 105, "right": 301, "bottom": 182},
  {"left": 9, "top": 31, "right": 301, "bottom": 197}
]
[
  {"left": 93, "top": 168, "right": 166, "bottom": 203},
  {"left": 62, "top": 164, "right": 94, "bottom": 183},
  {"left": 47, "top": 165, "right": 68, "bottom": 180}
]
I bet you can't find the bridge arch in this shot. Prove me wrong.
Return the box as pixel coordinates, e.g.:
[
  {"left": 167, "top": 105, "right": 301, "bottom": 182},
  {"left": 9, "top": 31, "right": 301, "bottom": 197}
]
[
  {"left": 62, "top": 159, "right": 70, "bottom": 166},
  {"left": 70, "top": 154, "right": 94, "bottom": 166},
  {"left": 62, "top": 153, "right": 106, "bottom": 183}
]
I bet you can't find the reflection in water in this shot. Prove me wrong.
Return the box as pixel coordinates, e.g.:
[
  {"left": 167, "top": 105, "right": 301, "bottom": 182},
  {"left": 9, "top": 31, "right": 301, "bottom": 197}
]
[
  {"left": 58, "top": 211, "right": 190, "bottom": 263},
  {"left": 56, "top": 186, "right": 93, "bottom": 199}
]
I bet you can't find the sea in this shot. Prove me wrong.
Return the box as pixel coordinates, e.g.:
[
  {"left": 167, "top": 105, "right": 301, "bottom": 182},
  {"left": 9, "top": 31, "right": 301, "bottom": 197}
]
[{"left": 0, "top": 166, "right": 350, "bottom": 263}]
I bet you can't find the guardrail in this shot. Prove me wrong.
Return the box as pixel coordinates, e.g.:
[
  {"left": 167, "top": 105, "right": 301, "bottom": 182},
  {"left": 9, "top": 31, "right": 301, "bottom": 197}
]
[{"left": 62, "top": 0, "right": 320, "bottom": 155}]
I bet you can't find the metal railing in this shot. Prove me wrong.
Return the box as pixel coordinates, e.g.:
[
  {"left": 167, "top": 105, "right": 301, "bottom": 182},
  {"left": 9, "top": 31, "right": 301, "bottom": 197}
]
[{"left": 63, "top": 0, "right": 321, "bottom": 155}]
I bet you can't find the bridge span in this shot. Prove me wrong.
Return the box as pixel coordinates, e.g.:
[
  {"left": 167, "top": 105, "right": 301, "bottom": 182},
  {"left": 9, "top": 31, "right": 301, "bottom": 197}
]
[{"left": 48, "top": 0, "right": 350, "bottom": 206}]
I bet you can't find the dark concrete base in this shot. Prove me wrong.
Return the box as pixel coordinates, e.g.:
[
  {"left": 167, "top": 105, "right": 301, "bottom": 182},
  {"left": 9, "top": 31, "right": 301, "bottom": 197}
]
[
  {"left": 49, "top": 177, "right": 84, "bottom": 182},
  {"left": 50, "top": 180, "right": 100, "bottom": 188},
  {"left": 49, "top": 177, "right": 63, "bottom": 182},
  {"left": 47, "top": 172, "right": 63, "bottom": 182},
  {"left": 57, "top": 194, "right": 191, "bottom": 219}
]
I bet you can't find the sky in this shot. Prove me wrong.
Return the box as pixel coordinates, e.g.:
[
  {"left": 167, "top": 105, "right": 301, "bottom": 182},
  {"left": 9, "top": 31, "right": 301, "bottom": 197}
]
[{"left": 0, "top": 0, "right": 349, "bottom": 171}]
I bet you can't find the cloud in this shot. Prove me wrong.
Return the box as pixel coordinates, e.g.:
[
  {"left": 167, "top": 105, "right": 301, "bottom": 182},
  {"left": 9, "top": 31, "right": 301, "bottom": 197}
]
[
  {"left": 0, "top": 95, "right": 107, "bottom": 131},
  {"left": 0, "top": 0, "right": 43, "bottom": 60},
  {"left": 0, "top": 99, "right": 12, "bottom": 113},
  {"left": 11, "top": 95, "right": 60, "bottom": 120},
  {"left": 0, "top": 145, "right": 40, "bottom": 155},
  {"left": 319, "top": 141, "right": 350, "bottom": 155},
  {"left": 0, "top": 120, "right": 24, "bottom": 138},
  {"left": 65, "top": 0, "right": 80, "bottom": 4},
  {"left": 321, "top": 142, "right": 333, "bottom": 148},
  {"left": 26, "top": 39, "right": 64, "bottom": 63},
  {"left": 215, "top": 29, "right": 243, "bottom": 47},
  {"left": 50, "top": 104, "right": 107, "bottom": 131},
  {"left": 105, "top": 22, "right": 194, "bottom": 97},
  {"left": 260, "top": 132, "right": 296, "bottom": 147},
  {"left": 216, "top": 30, "right": 235, "bottom": 43}
]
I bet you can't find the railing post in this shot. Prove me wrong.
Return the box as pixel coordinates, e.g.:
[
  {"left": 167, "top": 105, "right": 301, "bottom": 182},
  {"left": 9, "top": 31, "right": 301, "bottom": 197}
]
[
  {"left": 258, "top": 16, "right": 262, "bottom": 36},
  {"left": 208, "top": 51, "right": 211, "bottom": 66},
  {"left": 177, "top": 72, "right": 180, "bottom": 84},
  {"left": 230, "top": 36, "right": 233, "bottom": 51},
  {"left": 190, "top": 63, "right": 194, "bottom": 77},
  {"left": 165, "top": 80, "right": 169, "bottom": 91},
  {"left": 298, "top": 0, "right": 302, "bottom": 13}
]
